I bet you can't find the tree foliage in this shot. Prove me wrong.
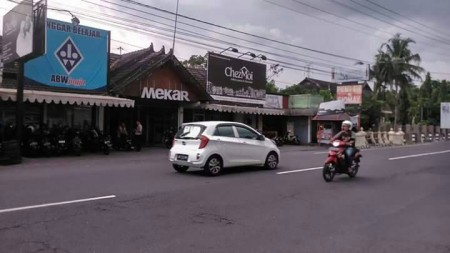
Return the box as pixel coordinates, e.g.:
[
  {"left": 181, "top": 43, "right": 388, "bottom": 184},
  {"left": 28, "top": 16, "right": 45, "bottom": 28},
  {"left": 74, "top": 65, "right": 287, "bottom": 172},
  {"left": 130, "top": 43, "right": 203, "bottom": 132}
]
[
  {"left": 181, "top": 55, "right": 207, "bottom": 68},
  {"left": 371, "top": 33, "right": 424, "bottom": 127}
]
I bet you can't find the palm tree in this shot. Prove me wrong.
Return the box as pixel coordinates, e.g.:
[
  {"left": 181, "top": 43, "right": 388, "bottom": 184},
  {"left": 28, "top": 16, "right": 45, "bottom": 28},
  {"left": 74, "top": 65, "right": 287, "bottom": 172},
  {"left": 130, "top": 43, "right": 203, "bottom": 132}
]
[{"left": 372, "top": 33, "right": 424, "bottom": 128}]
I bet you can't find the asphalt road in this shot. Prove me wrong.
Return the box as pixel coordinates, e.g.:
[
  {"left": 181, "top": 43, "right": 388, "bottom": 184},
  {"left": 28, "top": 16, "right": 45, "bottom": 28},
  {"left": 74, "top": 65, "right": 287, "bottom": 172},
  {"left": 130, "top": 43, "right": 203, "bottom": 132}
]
[{"left": 0, "top": 142, "right": 449, "bottom": 253}]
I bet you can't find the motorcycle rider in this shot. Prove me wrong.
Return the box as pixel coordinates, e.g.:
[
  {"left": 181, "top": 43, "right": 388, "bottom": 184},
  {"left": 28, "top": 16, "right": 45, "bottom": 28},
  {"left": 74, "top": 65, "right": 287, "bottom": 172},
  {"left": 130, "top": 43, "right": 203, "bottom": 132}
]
[{"left": 330, "top": 120, "right": 356, "bottom": 170}]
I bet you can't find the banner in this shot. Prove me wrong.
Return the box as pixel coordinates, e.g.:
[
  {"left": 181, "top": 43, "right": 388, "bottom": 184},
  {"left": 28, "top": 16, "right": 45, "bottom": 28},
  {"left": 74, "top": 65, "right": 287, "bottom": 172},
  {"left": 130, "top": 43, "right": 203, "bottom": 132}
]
[
  {"left": 2, "top": 0, "right": 34, "bottom": 64},
  {"left": 264, "top": 94, "right": 283, "bottom": 109},
  {"left": 207, "top": 52, "right": 266, "bottom": 104},
  {"left": 336, "top": 85, "right": 363, "bottom": 104},
  {"left": 24, "top": 19, "right": 109, "bottom": 92},
  {"left": 441, "top": 102, "right": 450, "bottom": 129},
  {"left": 333, "top": 67, "right": 366, "bottom": 82}
]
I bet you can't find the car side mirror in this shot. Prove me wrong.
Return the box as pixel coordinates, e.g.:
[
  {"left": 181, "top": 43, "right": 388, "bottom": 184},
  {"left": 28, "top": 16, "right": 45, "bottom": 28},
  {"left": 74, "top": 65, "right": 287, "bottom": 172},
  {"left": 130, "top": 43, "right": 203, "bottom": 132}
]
[{"left": 257, "top": 134, "right": 265, "bottom": 141}]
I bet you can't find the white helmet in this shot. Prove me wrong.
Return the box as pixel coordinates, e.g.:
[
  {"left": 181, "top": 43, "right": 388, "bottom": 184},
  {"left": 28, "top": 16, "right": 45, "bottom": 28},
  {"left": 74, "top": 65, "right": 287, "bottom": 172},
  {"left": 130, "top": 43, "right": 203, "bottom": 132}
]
[{"left": 342, "top": 120, "right": 353, "bottom": 128}]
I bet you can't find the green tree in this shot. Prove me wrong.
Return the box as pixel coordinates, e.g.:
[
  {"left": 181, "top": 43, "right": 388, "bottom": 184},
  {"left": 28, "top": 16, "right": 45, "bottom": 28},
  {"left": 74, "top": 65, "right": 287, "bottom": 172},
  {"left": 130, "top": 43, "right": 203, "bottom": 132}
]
[
  {"left": 372, "top": 33, "right": 424, "bottom": 127},
  {"left": 265, "top": 80, "right": 280, "bottom": 93},
  {"left": 181, "top": 55, "right": 207, "bottom": 68}
]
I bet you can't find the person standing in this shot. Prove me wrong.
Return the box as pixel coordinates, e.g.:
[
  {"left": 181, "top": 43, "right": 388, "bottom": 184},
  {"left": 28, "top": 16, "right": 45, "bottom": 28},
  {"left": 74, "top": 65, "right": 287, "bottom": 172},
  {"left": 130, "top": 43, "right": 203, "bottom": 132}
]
[
  {"left": 134, "top": 120, "right": 143, "bottom": 152},
  {"left": 317, "top": 125, "right": 324, "bottom": 146}
]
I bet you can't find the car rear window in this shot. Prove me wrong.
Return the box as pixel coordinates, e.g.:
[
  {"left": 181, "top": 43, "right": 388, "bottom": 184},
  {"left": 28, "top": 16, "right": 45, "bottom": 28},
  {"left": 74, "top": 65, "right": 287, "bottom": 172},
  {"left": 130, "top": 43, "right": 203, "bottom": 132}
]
[{"left": 175, "top": 124, "right": 206, "bottom": 139}]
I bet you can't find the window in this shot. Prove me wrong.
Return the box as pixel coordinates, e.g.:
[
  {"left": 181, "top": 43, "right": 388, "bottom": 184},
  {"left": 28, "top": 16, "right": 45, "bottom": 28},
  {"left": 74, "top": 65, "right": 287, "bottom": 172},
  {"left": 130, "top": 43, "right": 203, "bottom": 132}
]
[
  {"left": 176, "top": 124, "right": 205, "bottom": 139},
  {"left": 213, "top": 125, "right": 235, "bottom": 137},
  {"left": 235, "top": 126, "right": 258, "bottom": 140}
]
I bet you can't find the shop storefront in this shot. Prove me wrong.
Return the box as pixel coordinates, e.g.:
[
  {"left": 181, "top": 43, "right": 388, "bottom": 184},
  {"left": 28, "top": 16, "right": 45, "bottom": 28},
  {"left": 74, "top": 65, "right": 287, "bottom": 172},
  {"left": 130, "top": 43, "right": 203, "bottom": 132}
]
[
  {"left": 0, "top": 87, "right": 134, "bottom": 141},
  {"left": 108, "top": 45, "right": 212, "bottom": 145},
  {"left": 0, "top": 19, "right": 135, "bottom": 141}
]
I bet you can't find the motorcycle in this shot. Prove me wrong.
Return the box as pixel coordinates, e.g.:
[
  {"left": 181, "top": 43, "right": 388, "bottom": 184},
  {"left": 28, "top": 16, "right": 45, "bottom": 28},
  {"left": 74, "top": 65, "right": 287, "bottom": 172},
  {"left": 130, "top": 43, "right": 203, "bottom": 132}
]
[
  {"left": 162, "top": 128, "right": 175, "bottom": 149},
  {"left": 271, "top": 136, "right": 284, "bottom": 146},
  {"left": 23, "top": 124, "right": 40, "bottom": 157},
  {"left": 322, "top": 140, "right": 362, "bottom": 182},
  {"left": 50, "top": 125, "right": 68, "bottom": 156},
  {"left": 66, "top": 128, "right": 82, "bottom": 156},
  {"left": 283, "top": 131, "right": 300, "bottom": 145},
  {"left": 114, "top": 134, "right": 134, "bottom": 151},
  {"left": 82, "top": 127, "right": 112, "bottom": 155}
]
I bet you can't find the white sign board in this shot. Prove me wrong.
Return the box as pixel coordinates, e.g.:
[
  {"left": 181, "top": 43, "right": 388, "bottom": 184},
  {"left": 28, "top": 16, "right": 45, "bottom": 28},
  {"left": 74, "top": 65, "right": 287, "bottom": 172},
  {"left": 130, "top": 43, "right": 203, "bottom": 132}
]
[
  {"left": 441, "top": 102, "right": 450, "bottom": 129},
  {"left": 264, "top": 94, "right": 283, "bottom": 109}
]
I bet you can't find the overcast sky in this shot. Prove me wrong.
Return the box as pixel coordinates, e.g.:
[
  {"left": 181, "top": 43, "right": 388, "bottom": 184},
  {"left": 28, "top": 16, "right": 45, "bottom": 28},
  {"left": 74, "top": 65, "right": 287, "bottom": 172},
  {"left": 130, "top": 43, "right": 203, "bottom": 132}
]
[{"left": 1, "top": 0, "right": 450, "bottom": 88}]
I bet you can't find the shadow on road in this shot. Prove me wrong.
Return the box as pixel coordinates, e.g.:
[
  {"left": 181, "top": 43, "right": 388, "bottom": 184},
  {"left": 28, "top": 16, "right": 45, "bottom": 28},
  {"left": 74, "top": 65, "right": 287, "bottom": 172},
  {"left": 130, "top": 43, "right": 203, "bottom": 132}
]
[{"left": 177, "top": 166, "right": 273, "bottom": 177}]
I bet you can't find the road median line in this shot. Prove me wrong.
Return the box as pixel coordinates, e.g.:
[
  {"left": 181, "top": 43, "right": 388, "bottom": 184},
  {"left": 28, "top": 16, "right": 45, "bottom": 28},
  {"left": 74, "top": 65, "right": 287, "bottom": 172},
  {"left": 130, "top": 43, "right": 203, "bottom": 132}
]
[
  {"left": 388, "top": 150, "right": 450, "bottom": 160},
  {"left": 277, "top": 167, "right": 322, "bottom": 175},
  {"left": 0, "top": 195, "right": 117, "bottom": 214}
]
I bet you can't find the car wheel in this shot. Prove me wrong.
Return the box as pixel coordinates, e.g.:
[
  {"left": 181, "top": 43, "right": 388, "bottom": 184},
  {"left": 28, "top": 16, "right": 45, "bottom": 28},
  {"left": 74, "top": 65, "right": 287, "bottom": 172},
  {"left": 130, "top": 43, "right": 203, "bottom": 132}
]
[
  {"left": 204, "top": 155, "right": 223, "bottom": 176},
  {"left": 264, "top": 152, "right": 279, "bottom": 170},
  {"left": 172, "top": 164, "right": 189, "bottom": 173}
]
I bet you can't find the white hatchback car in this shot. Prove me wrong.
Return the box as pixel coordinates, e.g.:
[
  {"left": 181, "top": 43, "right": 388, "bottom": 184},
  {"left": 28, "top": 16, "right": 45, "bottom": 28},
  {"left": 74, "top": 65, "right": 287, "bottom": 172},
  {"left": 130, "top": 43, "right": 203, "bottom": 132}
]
[{"left": 169, "top": 121, "right": 280, "bottom": 176}]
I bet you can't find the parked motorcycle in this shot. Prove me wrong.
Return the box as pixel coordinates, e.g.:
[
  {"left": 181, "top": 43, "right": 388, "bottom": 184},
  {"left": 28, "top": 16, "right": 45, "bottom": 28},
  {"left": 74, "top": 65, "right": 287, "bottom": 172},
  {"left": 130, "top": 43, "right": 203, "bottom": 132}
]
[
  {"left": 67, "top": 128, "right": 82, "bottom": 156},
  {"left": 322, "top": 140, "right": 362, "bottom": 182},
  {"left": 39, "top": 126, "right": 53, "bottom": 157},
  {"left": 50, "top": 125, "right": 68, "bottom": 156},
  {"left": 82, "top": 127, "right": 112, "bottom": 155},
  {"left": 271, "top": 136, "right": 284, "bottom": 146},
  {"left": 162, "top": 128, "right": 175, "bottom": 149},
  {"left": 283, "top": 131, "right": 300, "bottom": 145},
  {"left": 114, "top": 134, "right": 134, "bottom": 151},
  {"left": 23, "top": 124, "right": 40, "bottom": 157}
]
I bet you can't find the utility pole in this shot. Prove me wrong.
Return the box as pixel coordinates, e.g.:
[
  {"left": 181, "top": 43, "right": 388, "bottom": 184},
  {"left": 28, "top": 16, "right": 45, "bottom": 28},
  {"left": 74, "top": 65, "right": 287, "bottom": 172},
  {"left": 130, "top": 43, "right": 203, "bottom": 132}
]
[
  {"left": 117, "top": 46, "right": 124, "bottom": 55},
  {"left": 172, "top": 0, "right": 180, "bottom": 54}
]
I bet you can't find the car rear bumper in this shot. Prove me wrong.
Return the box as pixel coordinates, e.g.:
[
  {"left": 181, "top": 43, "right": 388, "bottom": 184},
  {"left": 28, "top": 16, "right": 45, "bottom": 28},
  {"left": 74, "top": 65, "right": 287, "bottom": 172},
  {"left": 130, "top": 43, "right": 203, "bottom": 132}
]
[{"left": 169, "top": 149, "right": 208, "bottom": 168}]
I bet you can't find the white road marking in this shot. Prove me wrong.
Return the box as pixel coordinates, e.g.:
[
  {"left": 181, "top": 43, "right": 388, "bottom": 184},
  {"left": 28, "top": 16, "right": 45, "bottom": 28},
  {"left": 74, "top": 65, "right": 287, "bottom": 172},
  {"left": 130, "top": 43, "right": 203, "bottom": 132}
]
[
  {"left": 0, "top": 195, "right": 116, "bottom": 214},
  {"left": 313, "top": 143, "right": 433, "bottom": 154},
  {"left": 277, "top": 167, "right": 322, "bottom": 175},
  {"left": 388, "top": 150, "right": 450, "bottom": 160}
]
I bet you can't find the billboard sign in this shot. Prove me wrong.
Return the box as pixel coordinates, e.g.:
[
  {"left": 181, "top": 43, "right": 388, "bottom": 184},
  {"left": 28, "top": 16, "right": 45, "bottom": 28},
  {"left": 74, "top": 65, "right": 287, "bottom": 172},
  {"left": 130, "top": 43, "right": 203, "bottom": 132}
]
[
  {"left": 441, "top": 102, "right": 450, "bottom": 129},
  {"left": 336, "top": 85, "right": 363, "bottom": 104},
  {"left": 264, "top": 94, "right": 283, "bottom": 109},
  {"left": 333, "top": 67, "right": 366, "bottom": 82},
  {"left": 2, "top": 0, "right": 34, "bottom": 64},
  {"left": 207, "top": 52, "right": 266, "bottom": 104},
  {"left": 24, "top": 19, "right": 109, "bottom": 92}
]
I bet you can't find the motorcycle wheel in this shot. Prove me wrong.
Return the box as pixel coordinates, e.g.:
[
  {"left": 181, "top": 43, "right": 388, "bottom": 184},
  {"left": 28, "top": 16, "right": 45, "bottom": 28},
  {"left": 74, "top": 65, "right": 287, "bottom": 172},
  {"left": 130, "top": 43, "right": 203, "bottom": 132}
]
[
  {"left": 103, "top": 146, "right": 110, "bottom": 155},
  {"left": 348, "top": 163, "right": 359, "bottom": 178},
  {"left": 323, "top": 163, "right": 336, "bottom": 182}
]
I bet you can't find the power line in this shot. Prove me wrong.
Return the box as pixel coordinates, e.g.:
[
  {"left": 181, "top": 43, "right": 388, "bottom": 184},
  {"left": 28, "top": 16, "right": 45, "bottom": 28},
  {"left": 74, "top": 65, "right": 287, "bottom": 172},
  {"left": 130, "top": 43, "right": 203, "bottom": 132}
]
[
  {"left": 328, "top": 0, "right": 450, "bottom": 49},
  {"left": 348, "top": 0, "right": 450, "bottom": 43},
  {"left": 267, "top": 0, "right": 450, "bottom": 60},
  {"left": 52, "top": 1, "right": 353, "bottom": 76},
  {"left": 47, "top": 4, "right": 334, "bottom": 78},
  {"left": 288, "top": 0, "right": 392, "bottom": 37},
  {"left": 364, "top": 0, "right": 450, "bottom": 39},
  {"left": 4, "top": 1, "right": 450, "bottom": 78},
  {"left": 263, "top": 0, "right": 389, "bottom": 41},
  {"left": 86, "top": 0, "right": 363, "bottom": 70},
  {"left": 112, "top": 0, "right": 367, "bottom": 62}
]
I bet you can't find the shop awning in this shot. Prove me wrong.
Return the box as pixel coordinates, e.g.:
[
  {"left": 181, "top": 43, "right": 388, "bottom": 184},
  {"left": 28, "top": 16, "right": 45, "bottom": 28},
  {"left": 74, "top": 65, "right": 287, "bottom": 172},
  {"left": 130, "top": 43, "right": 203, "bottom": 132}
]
[
  {"left": 312, "top": 112, "right": 351, "bottom": 121},
  {"left": 0, "top": 88, "right": 134, "bottom": 108},
  {"left": 202, "top": 103, "right": 284, "bottom": 115}
]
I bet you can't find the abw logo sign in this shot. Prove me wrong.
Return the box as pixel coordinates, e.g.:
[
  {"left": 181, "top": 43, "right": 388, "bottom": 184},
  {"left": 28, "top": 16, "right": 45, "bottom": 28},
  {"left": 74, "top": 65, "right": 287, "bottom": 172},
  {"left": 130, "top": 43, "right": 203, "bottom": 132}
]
[{"left": 55, "top": 38, "right": 83, "bottom": 74}]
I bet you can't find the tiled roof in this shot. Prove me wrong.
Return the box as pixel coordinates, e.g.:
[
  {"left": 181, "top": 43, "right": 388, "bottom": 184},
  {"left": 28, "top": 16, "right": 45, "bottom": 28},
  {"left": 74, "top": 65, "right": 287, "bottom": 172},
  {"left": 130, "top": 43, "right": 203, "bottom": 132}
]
[
  {"left": 187, "top": 67, "right": 207, "bottom": 88},
  {"left": 109, "top": 44, "right": 212, "bottom": 101},
  {"left": 109, "top": 44, "right": 171, "bottom": 93},
  {"left": 298, "top": 77, "right": 338, "bottom": 93}
]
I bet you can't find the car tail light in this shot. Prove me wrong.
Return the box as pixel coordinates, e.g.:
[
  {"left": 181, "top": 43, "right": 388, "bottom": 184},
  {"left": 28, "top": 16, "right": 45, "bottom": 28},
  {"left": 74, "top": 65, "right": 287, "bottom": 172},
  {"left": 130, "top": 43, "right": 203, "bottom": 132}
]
[{"left": 199, "top": 135, "right": 209, "bottom": 149}]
